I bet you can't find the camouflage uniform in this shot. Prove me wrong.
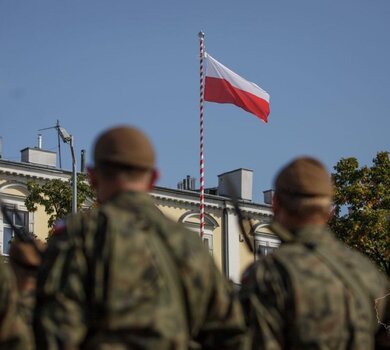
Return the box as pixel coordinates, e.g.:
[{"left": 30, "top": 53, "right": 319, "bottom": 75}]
[
  {"left": 0, "top": 261, "right": 30, "bottom": 349},
  {"left": 34, "top": 191, "right": 247, "bottom": 349},
  {"left": 239, "top": 222, "right": 390, "bottom": 349},
  {"left": 17, "top": 290, "right": 35, "bottom": 333},
  {"left": 9, "top": 239, "right": 44, "bottom": 350}
]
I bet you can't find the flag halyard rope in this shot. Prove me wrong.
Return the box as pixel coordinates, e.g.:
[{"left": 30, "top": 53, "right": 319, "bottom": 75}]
[{"left": 199, "top": 31, "right": 205, "bottom": 239}]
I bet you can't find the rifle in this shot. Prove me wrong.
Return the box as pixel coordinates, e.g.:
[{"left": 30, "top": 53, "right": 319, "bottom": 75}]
[
  {"left": 224, "top": 178, "right": 255, "bottom": 253},
  {"left": 0, "top": 199, "right": 44, "bottom": 256}
]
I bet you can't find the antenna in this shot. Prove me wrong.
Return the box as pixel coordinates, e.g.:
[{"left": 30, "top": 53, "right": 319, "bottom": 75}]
[
  {"left": 38, "top": 121, "right": 78, "bottom": 213},
  {"left": 38, "top": 119, "right": 62, "bottom": 168}
]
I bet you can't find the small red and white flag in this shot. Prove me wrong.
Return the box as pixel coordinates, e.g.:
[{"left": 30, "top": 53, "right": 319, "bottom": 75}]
[{"left": 204, "top": 53, "right": 270, "bottom": 123}]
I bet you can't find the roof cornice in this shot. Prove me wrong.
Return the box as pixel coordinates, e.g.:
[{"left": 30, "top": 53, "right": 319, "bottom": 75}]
[{"left": 151, "top": 186, "right": 273, "bottom": 217}]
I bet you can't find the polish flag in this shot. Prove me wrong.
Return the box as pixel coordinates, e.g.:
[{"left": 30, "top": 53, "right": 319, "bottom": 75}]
[{"left": 204, "top": 53, "right": 270, "bottom": 123}]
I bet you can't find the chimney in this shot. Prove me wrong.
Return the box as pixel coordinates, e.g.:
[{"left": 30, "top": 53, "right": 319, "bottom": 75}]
[
  {"left": 263, "top": 189, "right": 274, "bottom": 205},
  {"left": 80, "top": 149, "right": 86, "bottom": 173},
  {"left": 37, "top": 134, "right": 43, "bottom": 149},
  {"left": 21, "top": 138, "right": 56, "bottom": 167},
  {"left": 177, "top": 175, "right": 196, "bottom": 191},
  {"left": 218, "top": 168, "right": 253, "bottom": 201}
]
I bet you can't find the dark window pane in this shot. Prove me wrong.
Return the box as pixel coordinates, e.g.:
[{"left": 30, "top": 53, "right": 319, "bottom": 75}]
[
  {"left": 255, "top": 243, "right": 275, "bottom": 259},
  {"left": 15, "top": 211, "right": 27, "bottom": 227},
  {"left": 4, "top": 208, "right": 14, "bottom": 224},
  {"left": 3, "top": 227, "right": 13, "bottom": 255},
  {"left": 203, "top": 238, "right": 209, "bottom": 249}
]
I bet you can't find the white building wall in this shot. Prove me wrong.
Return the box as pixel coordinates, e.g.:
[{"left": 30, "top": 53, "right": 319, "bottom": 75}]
[{"left": 226, "top": 212, "right": 241, "bottom": 284}]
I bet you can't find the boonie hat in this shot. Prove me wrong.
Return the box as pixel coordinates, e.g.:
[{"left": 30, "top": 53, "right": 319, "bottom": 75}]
[
  {"left": 93, "top": 126, "right": 155, "bottom": 169},
  {"left": 275, "top": 157, "right": 333, "bottom": 197}
]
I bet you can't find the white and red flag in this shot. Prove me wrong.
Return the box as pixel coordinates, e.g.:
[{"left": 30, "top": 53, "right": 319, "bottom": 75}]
[{"left": 204, "top": 53, "right": 270, "bottom": 123}]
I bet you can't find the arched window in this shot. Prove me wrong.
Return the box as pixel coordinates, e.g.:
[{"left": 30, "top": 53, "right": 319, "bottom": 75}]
[
  {"left": 179, "top": 211, "right": 219, "bottom": 256},
  {"left": 0, "top": 182, "right": 30, "bottom": 255},
  {"left": 252, "top": 223, "right": 280, "bottom": 259}
]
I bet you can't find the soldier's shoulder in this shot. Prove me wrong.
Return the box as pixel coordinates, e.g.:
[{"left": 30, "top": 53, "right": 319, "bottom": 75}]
[
  {"left": 0, "top": 261, "right": 18, "bottom": 312},
  {"left": 0, "top": 259, "right": 13, "bottom": 281},
  {"left": 166, "top": 218, "right": 206, "bottom": 249},
  {"left": 156, "top": 216, "right": 214, "bottom": 270},
  {"left": 241, "top": 254, "right": 285, "bottom": 286},
  {"left": 49, "top": 209, "right": 100, "bottom": 245},
  {"left": 337, "top": 241, "right": 390, "bottom": 291},
  {"left": 240, "top": 255, "right": 291, "bottom": 307}
]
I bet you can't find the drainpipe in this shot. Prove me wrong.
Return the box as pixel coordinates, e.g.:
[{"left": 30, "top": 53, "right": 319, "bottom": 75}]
[{"left": 222, "top": 201, "right": 229, "bottom": 278}]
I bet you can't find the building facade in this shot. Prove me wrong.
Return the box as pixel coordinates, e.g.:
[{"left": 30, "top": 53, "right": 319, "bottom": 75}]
[{"left": 0, "top": 147, "right": 278, "bottom": 284}]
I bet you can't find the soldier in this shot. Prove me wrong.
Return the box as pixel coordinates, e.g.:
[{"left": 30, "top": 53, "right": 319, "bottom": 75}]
[
  {"left": 239, "top": 156, "right": 390, "bottom": 349},
  {"left": 33, "top": 125, "right": 247, "bottom": 350},
  {"left": 9, "top": 239, "right": 45, "bottom": 348},
  {"left": 0, "top": 258, "right": 30, "bottom": 349}
]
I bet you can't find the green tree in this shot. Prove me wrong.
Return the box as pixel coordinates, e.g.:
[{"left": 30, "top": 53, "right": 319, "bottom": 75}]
[
  {"left": 329, "top": 151, "right": 390, "bottom": 275},
  {"left": 25, "top": 173, "right": 95, "bottom": 230}
]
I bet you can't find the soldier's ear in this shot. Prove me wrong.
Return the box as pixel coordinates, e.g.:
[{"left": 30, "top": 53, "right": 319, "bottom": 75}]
[
  {"left": 272, "top": 194, "right": 280, "bottom": 213},
  {"left": 87, "top": 166, "right": 98, "bottom": 190},
  {"left": 148, "top": 169, "right": 159, "bottom": 190}
]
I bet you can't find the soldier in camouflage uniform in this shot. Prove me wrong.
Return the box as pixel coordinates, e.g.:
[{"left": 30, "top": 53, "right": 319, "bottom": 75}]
[
  {"left": 33, "top": 125, "right": 247, "bottom": 350},
  {"left": 9, "top": 239, "right": 45, "bottom": 349},
  {"left": 0, "top": 259, "right": 30, "bottom": 349},
  {"left": 239, "top": 156, "right": 390, "bottom": 349}
]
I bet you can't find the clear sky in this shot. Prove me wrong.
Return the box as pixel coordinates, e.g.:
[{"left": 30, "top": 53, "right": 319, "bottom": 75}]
[{"left": 1, "top": 0, "right": 389, "bottom": 203}]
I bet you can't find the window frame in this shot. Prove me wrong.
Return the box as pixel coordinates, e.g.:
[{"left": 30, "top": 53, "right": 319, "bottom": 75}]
[
  {"left": 1, "top": 203, "right": 29, "bottom": 255},
  {"left": 253, "top": 225, "right": 280, "bottom": 260},
  {"left": 179, "top": 211, "right": 218, "bottom": 257}
]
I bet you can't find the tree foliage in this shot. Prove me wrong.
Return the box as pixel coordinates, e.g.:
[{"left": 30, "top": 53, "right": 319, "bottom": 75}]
[
  {"left": 329, "top": 151, "right": 390, "bottom": 275},
  {"left": 25, "top": 173, "right": 95, "bottom": 230}
]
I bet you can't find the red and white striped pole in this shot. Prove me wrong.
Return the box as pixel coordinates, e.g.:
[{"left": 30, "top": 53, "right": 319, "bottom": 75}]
[{"left": 199, "top": 31, "right": 205, "bottom": 239}]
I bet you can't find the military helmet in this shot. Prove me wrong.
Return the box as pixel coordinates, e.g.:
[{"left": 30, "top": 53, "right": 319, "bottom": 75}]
[
  {"left": 275, "top": 157, "right": 333, "bottom": 197},
  {"left": 93, "top": 126, "right": 156, "bottom": 169}
]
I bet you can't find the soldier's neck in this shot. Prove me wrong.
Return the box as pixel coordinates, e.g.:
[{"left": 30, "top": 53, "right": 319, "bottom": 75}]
[
  {"left": 275, "top": 210, "right": 328, "bottom": 231},
  {"left": 98, "top": 180, "right": 151, "bottom": 204}
]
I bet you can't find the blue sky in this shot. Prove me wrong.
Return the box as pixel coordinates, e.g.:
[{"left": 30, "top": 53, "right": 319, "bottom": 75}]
[{"left": 1, "top": 0, "right": 389, "bottom": 203}]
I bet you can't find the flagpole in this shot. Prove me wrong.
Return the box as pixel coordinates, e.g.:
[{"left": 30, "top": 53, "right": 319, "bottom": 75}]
[{"left": 199, "top": 31, "right": 205, "bottom": 239}]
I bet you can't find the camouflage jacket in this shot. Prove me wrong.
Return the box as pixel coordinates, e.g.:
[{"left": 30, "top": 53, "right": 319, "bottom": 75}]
[
  {"left": 0, "top": 262, "right": 31, "bottom": 350},
  {"left": 17, "top": 290, "right": 35, "bottom": 349},
  {"left": 34, "top": 191, "right": 247, "bottom": 350},
  {"left": 239, "top": 222, "right": 390, "bottom": 350}
]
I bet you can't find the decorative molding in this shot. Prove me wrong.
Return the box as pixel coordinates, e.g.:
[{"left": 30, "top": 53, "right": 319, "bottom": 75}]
[
  {"left": 0, "top": 180, "right": 28, "bottom": 194},
  {"left": 178, "top": 210, "right": 219, "bottom": 229},
  {"left": 152, "top": 192, "right": 273, "bottom": 218}
]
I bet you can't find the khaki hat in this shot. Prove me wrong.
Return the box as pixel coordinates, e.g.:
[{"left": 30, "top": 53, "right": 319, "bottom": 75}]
[
  {"left": 275, "top": 157, "right": 333, "bottom": 197},
  {"left": 93, "top": 126, "right": 155, "bottom": 169},
  {"left": 9, "top": 240, "right": 45, "bottom": 269}
]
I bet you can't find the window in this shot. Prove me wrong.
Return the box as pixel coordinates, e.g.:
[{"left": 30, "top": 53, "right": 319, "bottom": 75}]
[
  {"left": 255, "top": 241, "right": 275, "bottom": 258},
  {"left": 2, "top": 207, "right": 28, "bottom": 255},
  {"left": 179, "top": 211, "right": 218, "bottom": 257},
  {"left": 253, "top": 225, "right": 280, "bottom": 260},
  {"left": 187, "top": 229, "right": 214, "bottom": 256},
  {"left": 202, "top": 233, "right": 214, "bottom": 256}
]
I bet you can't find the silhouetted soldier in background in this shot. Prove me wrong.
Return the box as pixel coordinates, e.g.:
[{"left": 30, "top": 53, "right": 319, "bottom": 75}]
[
  {"left": 9, "top": 239, "right": 45, "bottom": 349},
  {"left": 240, "top": 156, "right": 390, "bottom": 349},
  {"left": 34, "top": 125, "right": 247, "bottom": 350},
  {"left": 0, "top": 258, "right": 30, "bottom": 349}
]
